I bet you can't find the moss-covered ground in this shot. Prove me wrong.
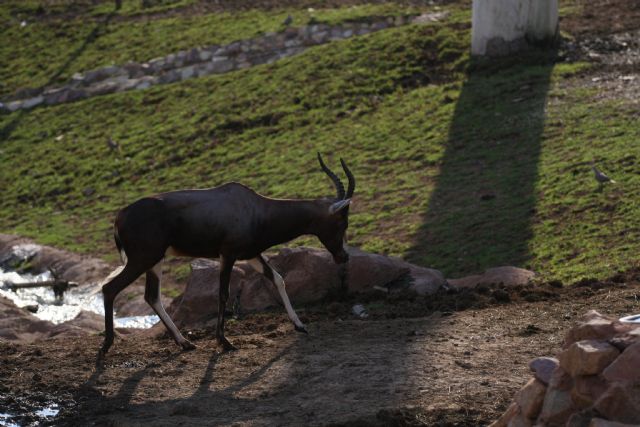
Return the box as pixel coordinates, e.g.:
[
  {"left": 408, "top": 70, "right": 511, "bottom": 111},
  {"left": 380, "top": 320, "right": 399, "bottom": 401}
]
[{"left": 1, "top": 0, "right": 638, "bottom": 282}]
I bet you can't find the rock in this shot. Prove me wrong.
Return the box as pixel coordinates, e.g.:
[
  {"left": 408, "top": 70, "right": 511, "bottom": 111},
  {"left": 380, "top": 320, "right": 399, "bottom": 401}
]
[
  {"left": 548, "top": 367, "right": 573, "bottom": 391},
  {"left": 179, "top": 65, "right": 195, "bottom": 80},
  {"left": 209, "top": 57, "right": 234, "bottom": 74},
  {"left": 48, "top": 310, "right": 104, "bottom": 338},
  {"left": 6, "top": 100, "right": 23, "bottom": 111},
  {"left": 564, "top": 311, "right": 636, "bottom": 348},
  {"left": 0, "top": 295, "right": 53, "bottom": 343},
  {"left": 571, "top": 375, "right": 609, "bottom": 409},
  {"left": 115, "top": 287, "right": 172, "bottom": 317},
  {"left": 537, "top": 386, "right": 574, "bottom": 426},
  {"left": 269, "top": 247, "right": 340, "bottom": 302},
  {"left": 489, "top": 401, "right": 520, "bottom": 427},
  {"left": 593, "top": 383, "right": 640, "bottom": 424},
  {"left": 448, "top": 266, "right": 535, "bottom": 289},
  {"left": 342, "top": 248, "right": 409, "bottom": 292},
  {"left": 508, "top": 413, "right": 533, "bottom": 427},
  {"left": 198, "top": 49, "right": 212, "bottom": 61},
  {"left": 168, "top": 259, "right": 267, "bottom": 328},
  {"left": 22, "top": 96, "right": 43, "bottom": 109},
  {"left": 0, "top": 234, "right": 112, "bottom": 286},
  {"left": 529, "top": 357, "right": 558, "bottom": 385},
  {"left": 589, "top": 418, "right": 640, "bottom": 427},
  {"left": 407, "top": 264, "right": 446, "bottom": 295},
  {"left": 602, "top": 341, "right": 640, "bottom": 384},
  {"left": 515, "top": 378, "right": 546, "bottom": 419},
  {"left": 566, "top": 412, "right": 594, "bottom": 427},
  {"left": 168, "top": 247, "right": 443, "bottom": 328},
  {"left": 158, "top": 70, "right": 180, "bottom": 84},
  {"left": 558, "top": 340, "right": 620, "bottom": 377}
]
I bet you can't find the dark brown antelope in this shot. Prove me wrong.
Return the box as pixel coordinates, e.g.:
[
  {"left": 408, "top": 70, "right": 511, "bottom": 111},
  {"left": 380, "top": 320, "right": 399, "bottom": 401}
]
[{"left": 99, "top": 153, "right": 355, "bottom": 354}]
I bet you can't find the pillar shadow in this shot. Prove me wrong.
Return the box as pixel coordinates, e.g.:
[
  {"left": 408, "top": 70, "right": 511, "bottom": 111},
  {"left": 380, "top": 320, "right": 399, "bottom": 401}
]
[
  {"left": 406, "top": 50, "right": 557, "bottom": 278},
  {"left": 0, "top": 10, "right": 117, "bottom": 141}
]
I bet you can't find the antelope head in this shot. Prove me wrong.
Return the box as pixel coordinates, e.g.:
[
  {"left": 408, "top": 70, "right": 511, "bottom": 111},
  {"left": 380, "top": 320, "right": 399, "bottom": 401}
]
[{"left": 316, "top": 152, "right": 355, "bottom": 264}]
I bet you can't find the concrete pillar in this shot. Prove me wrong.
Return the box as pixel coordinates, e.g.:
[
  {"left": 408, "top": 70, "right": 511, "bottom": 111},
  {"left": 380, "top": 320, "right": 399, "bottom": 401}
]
[{"left": 471, "top": 0, "right": 558, "bottom": 56}]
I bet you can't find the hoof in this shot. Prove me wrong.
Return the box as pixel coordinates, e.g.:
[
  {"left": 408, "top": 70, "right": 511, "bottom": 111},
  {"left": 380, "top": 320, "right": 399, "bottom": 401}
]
[
  {"left": 180, "top": 340, "right": 197, "bottom": 351},
  {"left": 100, "top": 340, "right": 112, "bottom": 355},
  {"left": 294, "top": 324, "right": 308, "bottom": 334},
  {"left": 218, "top": 338, "right": 237, "bottom": 352}
]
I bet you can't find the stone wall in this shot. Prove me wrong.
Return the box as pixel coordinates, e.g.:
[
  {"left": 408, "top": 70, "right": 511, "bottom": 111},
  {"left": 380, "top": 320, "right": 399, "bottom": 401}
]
[
  {"left": 1, "top": 15, "right": 419, "bottom": 112},
  {"left": 491, "top": 310, "right": 640, "bottom": 427}
]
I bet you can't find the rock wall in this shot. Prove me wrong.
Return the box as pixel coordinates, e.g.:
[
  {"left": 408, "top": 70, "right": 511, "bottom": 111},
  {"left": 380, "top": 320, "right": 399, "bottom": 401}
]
[
  {"left": 168, "top": 246, "right": 446, "bottom": 329},
  {"left": 491, "top": 310, "right": 640, "bottom": 427},
  {"left": 1, "top": 15, "right": 418, "bottom": 112},
  {"left": 471, "top": 0, "right": 558, "bottom": 56}
]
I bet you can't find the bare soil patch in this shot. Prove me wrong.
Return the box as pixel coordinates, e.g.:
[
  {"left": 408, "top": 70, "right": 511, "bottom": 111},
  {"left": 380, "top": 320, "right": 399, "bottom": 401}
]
[{"left": 2, "top": 272, "right": 639, "bottom": 426}]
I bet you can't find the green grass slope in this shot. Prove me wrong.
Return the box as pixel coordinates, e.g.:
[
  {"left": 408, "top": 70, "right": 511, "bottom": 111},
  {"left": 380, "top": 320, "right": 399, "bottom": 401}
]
[
  {"left": 1, "top": 1, "right": 638, "bottom": 282},
  {"left": 0, "top": 0, "right": 419, "bottom": 97}
]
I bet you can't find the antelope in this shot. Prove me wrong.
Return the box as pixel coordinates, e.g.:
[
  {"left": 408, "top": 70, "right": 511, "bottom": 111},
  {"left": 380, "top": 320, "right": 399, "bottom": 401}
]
[{"left": 99, "top": 153, "right": 355, "bottom": 354}]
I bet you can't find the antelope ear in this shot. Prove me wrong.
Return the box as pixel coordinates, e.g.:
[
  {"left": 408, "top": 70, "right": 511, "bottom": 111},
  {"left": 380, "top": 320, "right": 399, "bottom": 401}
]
[{"left": 329, "top": 198, "right": 351, "bottom": 215}]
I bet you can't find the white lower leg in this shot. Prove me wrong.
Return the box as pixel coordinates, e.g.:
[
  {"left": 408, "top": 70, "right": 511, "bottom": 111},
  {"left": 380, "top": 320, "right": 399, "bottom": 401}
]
[
  {"left": 248, "top": 258, "right": 305, "bottom": 330},
  {"left": 272, "top": 271, "right": 305, "bottom": 329}
]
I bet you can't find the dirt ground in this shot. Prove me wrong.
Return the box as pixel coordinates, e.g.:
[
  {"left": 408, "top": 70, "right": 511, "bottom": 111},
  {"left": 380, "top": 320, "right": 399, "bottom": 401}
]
[{"left": 1, "top": 272, "right": 639, "bottom": 427}]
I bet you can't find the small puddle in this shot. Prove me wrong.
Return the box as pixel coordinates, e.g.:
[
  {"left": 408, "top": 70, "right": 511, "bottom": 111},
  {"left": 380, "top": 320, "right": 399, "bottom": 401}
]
[
  {"left": 0, "top": 404, "right": 60, "bottom": 427},
  {"left": 0, "top": 245, "right": 159, "bottom": 329},
  {"left": 0, "top": 412, "right": 20, "bottom": 427},
  {"left": 34, "top": 404, "right": 59, "bottom": 418}
]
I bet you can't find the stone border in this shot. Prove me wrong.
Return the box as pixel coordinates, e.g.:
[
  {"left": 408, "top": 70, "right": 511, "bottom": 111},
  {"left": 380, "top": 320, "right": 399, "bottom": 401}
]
[{"left": 1, "top": 15, "right": 422, "bottom": 112}]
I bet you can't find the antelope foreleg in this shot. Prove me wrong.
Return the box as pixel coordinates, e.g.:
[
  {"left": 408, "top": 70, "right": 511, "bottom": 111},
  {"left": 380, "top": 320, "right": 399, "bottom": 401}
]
[{"left": 216, "top": 256, "right": 237, "bottom": 351}]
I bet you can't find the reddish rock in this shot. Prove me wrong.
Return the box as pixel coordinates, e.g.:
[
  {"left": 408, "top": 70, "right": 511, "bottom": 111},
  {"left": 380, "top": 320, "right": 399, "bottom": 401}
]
[
  {"left": 169, "top": 247, "right": 445, "bottom": 329},
  {"left": 47, "top": 310, "right": 104, "bottom": 338},
  {"left": 538, "top": 384, "right": 574, "bottom": 426},
  {"left": 602, "top": 341, "right": 640, "bottom": 384},
  {"left": 571, "top": 375, "right": 609, "bottom": 409},
  {"left": 270, "top": 247, "right": 341, "bottom": 300},
  {"left": 507, "top": 413, "right": 533, "bottom": 427},
  {"left": 115, "top": 287, "right": 162, "bottom": 317},
  {"left": 548, "top": 367, "right": 573, "bottom": 391},
  {"left": 566, "top": 412, "right": 595, "bottom": 427},
  {"left": 341, "top": 247, "right": 411, "bottom": 293},
  {"left": 558, "top": 340, "right": 620, "bottom": 377},
  {"left": 515, "top": 378, "right": 547, "bottom": 419},
  {"left": 529, "top": 357, "right": 559, "bottom": 385},
  {"left": 0, "top": 295, "right": 53, "bottom": 343},
  {"left": 589, "top": 418, "right": 640, "bottom": 427},
  {"left": 489, "top": 402, "right": 520, "bottom": 427},
  {"left": 168, "top": 259, "right": 269, "bottom": 327},
  {"left": 406, "top": 263, "right": 446, "bottom": 295},
  {"left": 448, "top": 266, "right": 535, "bottom": 289},
  {"left": 564, "top": 311, "right": 636, "bottom": 348},
  {"left": 593, "top": 383, "right": 640, "bottom": 424}
]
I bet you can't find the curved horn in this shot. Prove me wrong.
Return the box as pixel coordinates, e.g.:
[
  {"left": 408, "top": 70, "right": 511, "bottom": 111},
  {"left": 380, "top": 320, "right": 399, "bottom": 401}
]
[
  {"left": 317, "top": 152, "right": 345, "bottom": 199},
  {"left": 340, "top": 158, "right": 355, "bottom": 199}
]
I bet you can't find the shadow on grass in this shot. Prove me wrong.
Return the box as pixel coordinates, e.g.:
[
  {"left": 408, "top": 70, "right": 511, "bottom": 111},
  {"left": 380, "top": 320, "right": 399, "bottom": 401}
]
[
  {"left": 0, "top": 10, "right": 117, "bottom": 141},
  {"left": 406, "top": 51, "right": 557, "bottom": 278}
]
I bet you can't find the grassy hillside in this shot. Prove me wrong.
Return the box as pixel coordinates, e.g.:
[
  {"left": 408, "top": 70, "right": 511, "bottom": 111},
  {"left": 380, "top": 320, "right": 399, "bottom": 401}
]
[
  {"left": 0, "top": 0, "right": 419, "bottom": 97},
  {"left": 1, "top": 0, "right": 638, "bottom": 282}
]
